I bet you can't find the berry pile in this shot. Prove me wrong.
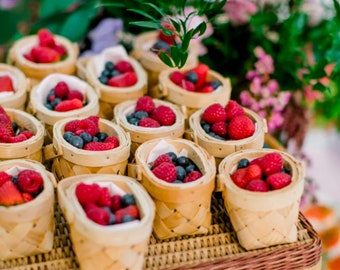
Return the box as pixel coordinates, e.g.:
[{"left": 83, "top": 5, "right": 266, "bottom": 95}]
[
  {"left": 169, "top": 64, "right": 221, "bottom": 93},
  {"left": 231, "top": 152, "right": 292, "bottom": 192},
  {"left": 150, "top": 22, "right": 179, "bottom": 55},
  {"left": 63, "top": 116, "right": 120, "bottom": 151},
  {"left": 126, "top": 96, "right": 176, "bottom": 128},
  {"left": 75, "top": 182, "right": 140, "bottom": 226},
  {"left": 24, "top": 28, "right": 67, "bottom": 63},
  {"left": 0, "top": 106, "right": 34, "bottom": 143},
  {"left": 44, "top": 81, "right": 85, "bottom": 112},
  {"left": 0, "top": 169, "right": 44, "bottom": 206},
  {"left": 150, "top": 152, "right": 203, "bottom": 184},
  {"left": 200, "top": 101, "right": 255, "bottom": 140},
  {"left": 0, "top": 75, "right": 14, "bottom": 93},
  {"left": 97, "top": 60, "right": 137, "bottom": 87}
]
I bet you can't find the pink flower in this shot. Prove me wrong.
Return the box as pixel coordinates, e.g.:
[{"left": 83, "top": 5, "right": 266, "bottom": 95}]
[
  {"left": 267, "top": 79, "right": 279, "bottom": 93},
  {"left": 254, "top": 51, "right": 274, "bottom": 74},
  {"left": 246, "top": 70, "right": 259, "bottom": 80},
  {"left": 224, "top": 0, "right": 258, "bottom": 26},
  {"left": 304, "top": 85, "right": 323, "bottom": 103},
  {"left": 249, "top": 77, "right": 262, "bottom": 94}
]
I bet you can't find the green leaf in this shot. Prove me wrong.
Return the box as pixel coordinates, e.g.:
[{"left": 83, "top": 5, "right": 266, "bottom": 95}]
[
  {"left": 178, "top": 50, "right": 188, "bottom": 69},
  {"left": 143, "top": 2, "right": 167, "bottom": 18},
  {"left": 128, "top": 8, "right": 157, "bottom": 21},
  {"left": 158, "top": 52, "right": 175, "bottom": 67},
  {"left": 170, "top": 46, "right": 182, "bottom": 66},
  {"left": 169, "top": 18, "right": 181, "bottom": 33},
  {"left": 129, "top": 21, "right": 161, "bottom": 29},
  {"left": 192, "top": 21, "right": 207, "bottom": 37},
  {"left": 250, "top": 12, "right": 278, "bottom": 26},
  {"left": 39, "top": 0, "right": 79, "bottom": 18}
]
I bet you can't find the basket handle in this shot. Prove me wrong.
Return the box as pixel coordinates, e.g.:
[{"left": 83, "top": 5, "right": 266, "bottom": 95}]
[
  {"left": 215, "top": 173, "right": 225, "bottom": 192},
  {"left": 43, "top": 144, "right": 62, "bottom": 161},
  {"left": 46, "top": 171, "right": 58, "bottom": 188},
  {"left": 157, "top": 82, "right": 168, "bottom": 98},
  {"left": 127, "top": 163, "right": 143, "bottom": 181}
]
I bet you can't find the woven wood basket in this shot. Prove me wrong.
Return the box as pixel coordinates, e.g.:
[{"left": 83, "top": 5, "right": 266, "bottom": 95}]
[
  {"left": 85, "top": 55, "right": 147, "bottom": 120},
  {"left": 130, "top": 137, "right": 216, "bottom": 240},
  {"left": 114, "top": 98, "right": 185, "bottom": 155},
  {"left": 27, "top": 73, "right": 99, "bottom": 145},
  {"left": 7, "top": 34, "right": 79, "bottom": 82},
  {"left": 131, "top": 31, "right": 199, "bottom": 98},
  {"left": 0, "top": 159, "right": 56, "bottom": 260},
  {"left": 43, "top": 117, "right": 131, "bottom": 182},
  {"left": 157, "top": 68, "right": 232, "bottom": 121},
  {"left": 218, "top": 148, "right": 305, "bottom": 250},
  {"left": 0, "top": 63, "right": 28, "bottom": 111},
  {"left": 189, "top": 106, "right": 267, "bottom": 167},
  {"left": 0, "top": 108, "right": 44, "bottom": 162},
  {"left": 57, "top": 174, "right": 155, "bottom": 270}
]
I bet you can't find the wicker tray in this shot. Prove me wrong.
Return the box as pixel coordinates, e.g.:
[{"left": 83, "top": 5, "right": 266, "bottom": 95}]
[{"left": 0, "top": 192, "right": 322, "bottom": 270}]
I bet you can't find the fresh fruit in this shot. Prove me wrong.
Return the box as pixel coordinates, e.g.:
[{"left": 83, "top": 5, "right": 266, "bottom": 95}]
[
  {"left": 54, "top": 98, "right": 83, "bottom": 112},
  {"left": 152, "top": 154, "right": 173, "bottom": 168},
  {"left": 135, "top": 96, "right": 155, "bottom": 113},
  {"left": 110, "top": 194, "right": 122, "bottom": 212},
  {"left": 201, "top": 103, "right": 227, "bottom": 124},
  {"left": 157, "top": 22, "right": 178, "bottom": 45},
  {"left": 107, "top": 71, "right": 138, "bottom": 87},
  {"left": 267, "top": 172, "right": 292, "bottom": 190},
  {"left": 183, "top": 171, "right": 202, "bottom": 183},
  {"left": 245, "top": 179, "right": 270, "bottom": 192},
  {"left": 211, "top": 121, "right": 228, "bottom": 137},
  {"left": 98, "top": 60, "right": 137, "bottom": 87},
  {"left": 0, "top": 172, "right": 11, "bottom": 187},
  {"left": 22, "top": 192, "right": 34, "bottom": 203},
  {"left": 115, "top": 60, "right": 134, "bottom": 73},
  {"left": 85, "top": 203, "right": 110, "bottom": 226},
  {"left": 17, "top": 169, "right": 44, "bottom": 194},
  {"left": 54, "top": 81, "right": 69, "bottom": 99},
  {"left": 115, "top": 205, "right": 140, "bottom": 223},
  {"left": 253, "top": 152, "right": 283, "bottom": 176},
  {"left": 231, "top": 164, "right": 262, "bottom": 189},
  {"left": 0, "top": 75, "right": 15, "bottom": 92},
  {"left": 31, "top": 46, "right": 60, "bottom": 63},
  {"left": 0, "top": 181, "right": 24, "bottom": 206},
  {"left": 152, "top": 162, "right": 177, "bottom": 183},
  {"left": 75, "top": 182, "right": 101, "bottom": 206},
  {"left": 38, "top": 28, "right": 56, "bottom": 48},
  {"left": 151, "top": 105, "right": 176, "bottom": 126},
  {"left": 225, "top": 100, "right": 245, "bottom": 121},
  {"left": 97, "top": 187, "right": 111, "bottom": 207},
  {"left": 138, "top": 117, "right": 161, "bottom": 128},
  {"left": 104, "top": 136, "right": 120, "bottom": 148},
  {"left": 121, "top": 194, "right": 136, "bottom": 207},
  {"left": 170, "top": 71, "right": 185, "bottom": 85},
  {"left": 83, "top": 142, "right": 117, "bottom": 151},
  {"left": 228, "top": 115, "right": 255, "bottom": 140},
  {"left": 75, "top": 118, "right": 99, "bottom": 136}
]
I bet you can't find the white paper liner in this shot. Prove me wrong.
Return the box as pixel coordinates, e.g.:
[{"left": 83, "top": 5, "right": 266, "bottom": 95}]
[
  {"left": 147, "top": 139, "right": 188, "bottom": 164},
  {"left": 92, "top": 45, "right": 130, "bottom": 76},
  {"left": 0, "top": 71, "right": 18, "bottom": 98},
  {"left": 5, "top": 166, "right": 29, "bottom": 176},
  {"left": 35, "top": 73, "right": 87, "bottom": 104}
]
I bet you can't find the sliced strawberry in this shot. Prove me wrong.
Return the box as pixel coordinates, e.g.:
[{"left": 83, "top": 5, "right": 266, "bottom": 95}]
[
  {"left": 30, "top": 46, "right": 60, "bottom": 63},
  {"left": 54, "top": 98, "right": 83, "bottom": 112},
  {"left": 107, "top": 71, "right": 137, "bottom": 87},
  {"left": 191, "top": 64, "right": 209, "bottom": 88},
  {"left": 0, "top": 75, "right": 15, "bottom": 92},
  {"left": 0, "top": 171, "right": 11, "bottom": 187},
  {"left": 37, "top": 28, "right": 56, "bottom": 48},
  {"left": 0, "top": 181, "right": 24, "bottom": 206}
]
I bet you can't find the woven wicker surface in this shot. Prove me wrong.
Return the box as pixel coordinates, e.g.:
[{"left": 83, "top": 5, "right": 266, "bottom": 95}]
[{"left": 0, "top": 192, "right": 322, "bottom": 270}]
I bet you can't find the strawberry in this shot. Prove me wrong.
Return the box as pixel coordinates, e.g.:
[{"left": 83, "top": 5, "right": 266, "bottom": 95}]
[
  {"left": 138, "top": 117, "right": 160, "bottom": 128},
  {"left": 54, "top": 44, "right": 67, "bottom": 57},
  {"left": 135, "top": 96, "right": 155, "bottom": 113},
  {"left": 54, "top": 98, "right": 83, "bottom": 112},
  {"left": 211, "top": 121, "right": 227, "bottom": 137},
  {"left": 67, "top": 90, "right": 84, "bottom": 101},
  {"left": 110, "top": 194, "right": 122, "bottom": 212},
  {"left": 104, "top": 136, "right": 120, "bottom": 148},
  {"left": 170, "top": 71, "right": 185, "bottom": 85},
  {"left": 64, "top": 119, "right": 80, "bottom": 133},
  {"left": 231, "top": 164, "right": 262, "bottom": 188},
  {"left": 5, "top": 133, "right": 27, "bottom": 143},
  {"left": 197, "top": 85, "right": 214, "bottom": 93},
  {"left": 115, "top": 205, "right": 140, "bottom": 223},
  {"left": 191, "top": 64, "right": 209, "bottom": 88},
  {"left": 22, "top": 192, "right": 34, "bottom": 202},
  {"left": 228, "top": 115, "right": 255, "bottom": 140},
  {"left": 107, "top": 71, "right": 137, "bottom": 87},
  {"left": 181, "top": 80, "right": 195, "bottom": 91},
  {"left": 17, "top": 169, "right": 43, "bottom": 194},
  {"left": 74, "top": 118, "right": 99, "bottom": 136},
  {"left": 0, "top": 108, "right": 14, "bottom": 137},
  {"left": 0, "top": 75, "right": 14, "bottom": 92},
  {"left": 85, "top": 203, "right": 110, "bottom": 225},
  {"left": 31, "top": 46, "right": 60, "bottom": 63},
  {"left": 75, "top": 182, "right": 101, "bottom": 206},
  {"left": 54, "top": 81, "right": 69, "bottom": 99},
  {"left": 201, "top": 103, "right": 227, "bottom": 124},
  {"left": 257, "top": 152, "right": 283, "bottom": 176},
  {"left": 151, "top": 105, "right": 176, "bottom": 126},
  {"left": 245, "top": 179, "right": 269, "bottom": 192},
  {"left": 152, "top": 162, "right": 177, "bottom": 183},
  {"left": 0, "top": 171, "right": 11, "bottom": 187},
  {"left": 267, "top": 172, "right": 292, "bottom": 190},
  {"left": 0, "top": 181, "right": 24, "bottom": 206},
  {"left": 37, "top": 28, "right": 56, "bottom": 48},
  {"left": 245, "top": 164, "right": 262, "bottom": 180},
  {"left": 158, "top": 22, "right": 177, "bottom": 45},
  {"left": 97, "top": 187, "right": 111, "bottom": 207},
  {"left": 83, "top": 142, "right": 115, "bottom": 151},
  {"left": 115, "top": 60, "right": 134, "bottom": 73},
  {"left": 225, "top": 100, "right": 245, "bottom": 121},
  {"left": 152, "top": 154, "right": 173, "bottom": 168},
  {"left": 183, "top": 171, "right": 202, "bottom": 183}
]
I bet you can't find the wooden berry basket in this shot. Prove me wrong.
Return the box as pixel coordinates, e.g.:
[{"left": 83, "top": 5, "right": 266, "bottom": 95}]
[
  {"left": 27, "top": 73, "right": 99, "bottom": 145},
  {"left": 131, "top": 31, "right": 199, "bottom": 98},
  {"left": 57, "top": 174, "right": 155, "bottom": 270},
  {"left": 84, "top": 48, "right": 148, "bottom": 120},
  {"left": 218, "top": 148, "right": 305, "bottom": 250},
  {"left": 7, "top": 34, "right": 79, "bottom": 84},
  {"left": 113, "top": 98, "right": 185, "bottom": 155},
  {"left": 43, "top": 117, "right": 131, "bottom": 182},
  {"left": 130, "top": 137, "right": 216, "bottom": 240},
  {"left": 0, "top": 108, "right": 45, "bottom": 162},
  {"left": 189, "top": 106, "right": 267, "bottom": 166},
  {"left": 0, "top": 63, "right": 28, "bottom": 111},
  {"left": 0, "top": 159, "right": 56, "bottom": 260}
]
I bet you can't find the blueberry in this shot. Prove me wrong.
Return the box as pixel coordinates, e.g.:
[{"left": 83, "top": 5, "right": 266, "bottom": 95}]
[
  {"left": 44, "top": 103, "right": 54, "bottom": 111},
  {"left": 210, "top": 80, "right": 221, "bottom": 90},
  {"left": 176, "top": 156, "right": 190, "bottom": 167},
  {"left": 51, "top": 97, "right": 62, "bottom": 108},
  {"left": 92, "top": 136, "right": 99, "bottom": 142},
  {"left": 121, "top": 194, "right": 136, "bottom": 207},
  {"left": 101, "top": 69, "right": 111, "bottom": 78},
  {"left": 11, "top": 121, "right": 19, "bottom": 133},
  {"left": 110, "top": 70, "right": 121, "bottom": 77},
  {"left": 96, "top": 132, "right": 108, "bottom": 142},
  {"left": 166, "top": 152, "right": 177, "bottom": 163},
  {"left": 282, "top": 167, "right": 291, "bottom": 174},
  {"left": 46, "top": 89, "right": 55, "bottom": 101},
  {"left": 69, "top": 135, "right": 84, "bottom": 149},
  {"left": 80, "top": 132, "right": 92, "bottom": 144},
  {"left": 11, "top": 175, "right": 18, "bottom": 186},
  {"left": 133, "top": 111, "right": 148, "bottom": 120},
  {"left": 185, "top": 71, "right": 198, "bottom": 84},
  {"left": 176, "top": 166, "right": 186, "bottom": 181},
  {"left": 200, "top": 120, "right": 211, "bottom": 133},
  {"left": 98, "top": 75, "right": 108, "bottom": 84},
  {"left": 185, "top": 164, "right": 196, "bottom": 174},
  {"left": 109, "top": 213, "right": 117, "bottom": 225},
  {"left": 152, "top": 40, "right": 170, "bottom": 52},
  {"left": 237, "top": 158, "right": 250, "bottom": 169},
  {"left": 127, "top": 116, "right": 139, "bottom": 126},
  {"left": 63, "top": 131, "right": 74, "bottom": 142},
  {"left": 122, "top": 215, "right": 136, "bottom": 223},
  {"left": 105, "top": 61, "right": 114, "bottom": 71},
  {"left": 209, "top": 132, "right": 224, "bottom": 140}
]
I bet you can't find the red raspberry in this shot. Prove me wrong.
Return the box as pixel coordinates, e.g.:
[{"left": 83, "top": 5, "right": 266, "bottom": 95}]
[
  {"left": 107, "top": 71, "right": 137, "bottom": 87},
  {"left": 170, "top": 71, "right": 185, "bottom": 85},
  {"left": 54, "top": 81, "right": 69, "bottom": 99},
  {"left": 67, "top": 90, "right": 84, "bottom": 101},
  {"left": 152, "top": 154, "right": 173, "bottom": 168},
  {"left": 231, "top": 164, "right": 262, "bottom": 188},
  {"left": 85, "top": 203, "right": 110, "bottom": 225},
  {"left": 0, "top": 181, "right": 24, "bottom": 206},
  {"left": 211, "top": 121, "right": 227, "bottom": 137},
  {"left": 54, "top": 44, "right": 67, "bottom": 57},
  {"left": 228, "top": 115, "right": 255, "bottom": 140},
  {"left": 183, "top": 171, "right": 202, "bottom": 183},
  {"left": 256, "top": 152, "right": 283, "bottom": 176},
  {"left": 138, "top": 117, "right": 160, "bottom": 128},
  {"left": 75, "top": 182, "right": 101, "bottom": 206},
  {"left": 17, "top": 169, "right": 44, "bottom": 194},
  {"left": 201, "top": 103, "right": 227, "bottom": 124},
  {"left": 83, "top": 142, "right": 115, "bottom": 151},
  {"left": 115, "top": 60, "right": 134, "bottom": 73},
  {"left": 180, "top": 80, "right": 195, "bottom": 91},
  {"left": 245, "top": 179, "right": 269, "bottom": 192},
  {"left": 37, "top": 28, "right": 56, "bottom": 48},
  {"left": 20, "top": 130, "right": 34, "bottom": 139},
  {"left": 75, "top": 118, "right": 99, "bottom": 136},
  {"left": 97, "top": 187, "right": 111, "bottom": 207},
  {"left": 225, "top": 100, "right": 245, "bottom": 121},
  {"left": 104, "top": 136, "right": 120, "bottom": 148},
  {"left": 54, "top": 98, "right": 83, "bottom": 112},
  {"left": 110, "top": 194, "right": 122, "bottom": 212},
  {"left": 135, "top": 96, "right": 155, "bottom": 113},
  {"left": 150, "top": 105, "right": 176, "bottom": 126},
  {"left": 64, "top": 119, "right": 80, "bottom": 133},
  {"left": 0, "top": 171, "right": 11, "bottom": 187},
  {"left": 22, "top": 192, "right": 34, "bottom": 202},
  {"left": 152, "top": 162, "right": 177, "bottom": 183},
  {"left": 115, "top": 205, "right": 140, "bottom": 223},
  {"left": 5, "top": 134, "right": 27, "bottom": 143},
  {"left": 267, "top": 172, "right": 292, "bottom": 190},
  {"left": 30, "top": 46, "right": 60, "bottom": 63},
  {"left": 88, "top": 116, "right": 100, "bottom": 127}
]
